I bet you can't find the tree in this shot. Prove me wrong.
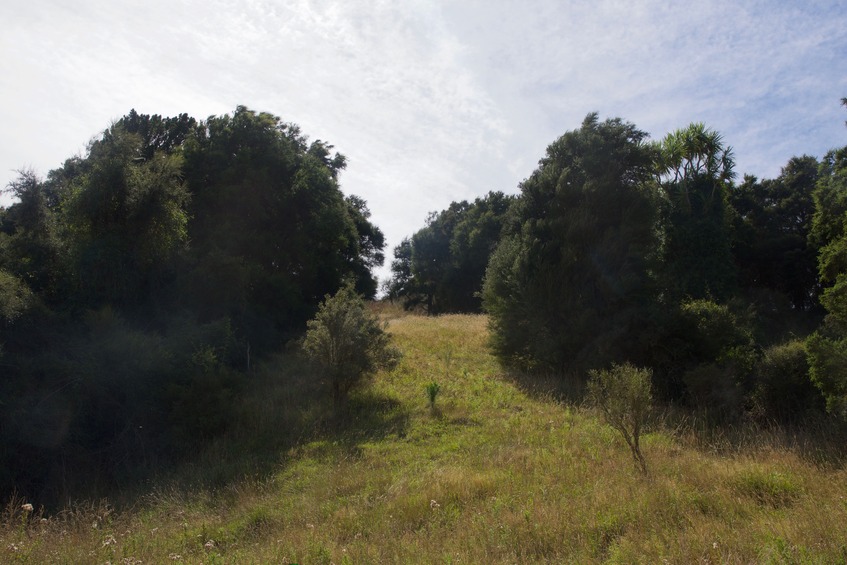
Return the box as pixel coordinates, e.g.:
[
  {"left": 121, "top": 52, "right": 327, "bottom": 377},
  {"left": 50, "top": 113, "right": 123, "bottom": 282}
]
[
  {"left": 730, "top": 156, "right": 820, "bottom": 312},
  {"left": 483, "top": 114, "right": 661, "bottom": 374},
  {"left": 180, "top": 106, "right": 383, "bottom": 345},
  {"left": 385, "top": 191, "right": 515, "bottom": 313},
  {"left": 344, "top": 195, "right": 386, "bottom": 299},
  {"left": 62, "top": 125, "right": 190, "bottom": 308},
  {"left": 588, "top": 364, "right": 652, "bottom": 473},
  {"left": 302, "top": 283, "right": 399, "bottom": 405},
  {"left": 806, "top": 98, "right": 847, "bottom": 417},
  {"left": 658, "top": 123, "right": 737, "bottom": 301},
  {"left": 0, "top": 170, "right": 62, "bottom": 298}
]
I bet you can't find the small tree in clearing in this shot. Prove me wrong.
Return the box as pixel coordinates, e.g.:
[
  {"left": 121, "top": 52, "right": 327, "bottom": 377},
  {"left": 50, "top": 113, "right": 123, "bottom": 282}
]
[
  {"left": 302, "top": 283, "right": 400, "bottom": 405},
  {"left": 588, "top": 363, "right": 653, "bottom": 473}
]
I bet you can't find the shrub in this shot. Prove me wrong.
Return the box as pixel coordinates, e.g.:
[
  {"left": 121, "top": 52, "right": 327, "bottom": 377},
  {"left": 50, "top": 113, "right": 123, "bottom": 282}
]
[
  {"left": 587, "top": 363, "right": 652, "bottom": 473},
  {"left": 302, "top": 283, "right": 400, "bottom": 405},
  {"left": 751, "top": 339, "right": 824, "bottom": 422}
]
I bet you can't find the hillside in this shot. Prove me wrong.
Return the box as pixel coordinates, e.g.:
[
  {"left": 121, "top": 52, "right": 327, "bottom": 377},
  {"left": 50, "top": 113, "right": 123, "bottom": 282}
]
[{"left": 3, "top": 313, "right": 847, "bottom": 563}]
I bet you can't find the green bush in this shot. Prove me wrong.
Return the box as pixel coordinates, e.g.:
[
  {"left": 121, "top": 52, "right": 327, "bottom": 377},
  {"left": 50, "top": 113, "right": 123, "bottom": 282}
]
[
  {"left": 588, "top": 363, "right": 653, "bottom": 473},
  {"left": 751, "top": 339, "right": 823, "bottom": 422},
  {"left": 653, "top": 299, "right": 755, "bottom": 416},
  {"left": 806, "top": 331, "right": 847, "bottom": 418},
  {"left": 302, "top": 283, "right": 400, "bottom": 405}
]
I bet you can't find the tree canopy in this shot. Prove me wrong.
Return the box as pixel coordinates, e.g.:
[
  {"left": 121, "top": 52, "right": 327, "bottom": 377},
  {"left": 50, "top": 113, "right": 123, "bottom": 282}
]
[
  {"left": 0, "top": 106, "right": 385, "bottom": 502},
  {"left": 482, "top": 114, "right": 661, "bottom": 373}
]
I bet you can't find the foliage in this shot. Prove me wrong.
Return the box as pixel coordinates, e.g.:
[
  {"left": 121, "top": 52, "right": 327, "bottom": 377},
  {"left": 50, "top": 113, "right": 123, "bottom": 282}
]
[
  {"left": 386, "top": 191, "right": 514, "bottom": 313},
  {"left": 302, "top": 284, "right": 400, "bottom": 404},
  {"left": 652, "top": 298, "right": 755, "bottom": 415},
  {"left": 658, "top": 123, "right": 737, "bottom": 301},
  {"left": 0, "top": 269, "right": 33, "bottom": 325},
  {"left": 483, "top": 113, "right": 661, "bottom": 374},
  {"left": 730, "top": 156, "right": 821, "bottom": 311},
  {"left": 0, "top": 106, "right": 387, "bottom": 501},
  {"left": 588, "top": 363, "right": 653, "bottom": 473},
  {"left": 751, "top": 339, "right": 823, "bottom": 422},
  {"left": 806, "top": 103, "right": 847, "bottom": 418},
  {"left": 58, "top": 126, "right": 190, "bottom": 308},
  {"left": 181, "top": 106, "right": 384, "bottom": 346}
]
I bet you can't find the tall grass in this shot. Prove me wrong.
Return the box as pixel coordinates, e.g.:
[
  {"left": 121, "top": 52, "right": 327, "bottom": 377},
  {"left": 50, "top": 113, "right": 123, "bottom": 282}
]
[{"left": 3, "top": 312, "right": 847, "bottom": 563}]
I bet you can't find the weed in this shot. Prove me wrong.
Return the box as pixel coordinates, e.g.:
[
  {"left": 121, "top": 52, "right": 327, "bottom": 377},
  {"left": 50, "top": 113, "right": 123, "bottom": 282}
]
[{"left": 426, "top": 381, "right": 441, "bottom": 409}]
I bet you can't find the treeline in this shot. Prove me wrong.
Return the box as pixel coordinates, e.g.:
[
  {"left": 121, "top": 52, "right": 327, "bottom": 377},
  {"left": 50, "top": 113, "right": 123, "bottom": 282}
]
[
  {"left": 388, "top": 103, "right": 847, "bottom": 424},
  {"left": 0, "top": 107, "right": 384, "bottom": 501}
]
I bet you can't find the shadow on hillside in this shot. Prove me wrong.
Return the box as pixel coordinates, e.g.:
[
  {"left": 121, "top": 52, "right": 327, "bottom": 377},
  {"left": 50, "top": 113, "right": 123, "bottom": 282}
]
[
  {"left": 148, "top": 379, "right": 411, "bottom": 500},
  {"left": 656, "top": 406, "right": 847, "bottom": 469},
  {"left": 28, "top": 355, "right": 414, "bottom": 512},
  {"left": 500, "top": 368, "right": 588, "bottom": 406}
]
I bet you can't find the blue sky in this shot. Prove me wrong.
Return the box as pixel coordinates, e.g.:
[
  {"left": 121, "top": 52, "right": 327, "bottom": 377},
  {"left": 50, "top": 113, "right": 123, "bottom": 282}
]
[{"left": 2, "top": 0, "right": 846, "bottom": 284}]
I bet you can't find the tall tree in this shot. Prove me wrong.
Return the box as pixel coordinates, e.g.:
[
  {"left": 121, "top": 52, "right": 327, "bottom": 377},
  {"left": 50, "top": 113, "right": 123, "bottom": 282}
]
[
  {"left": 658, "top": 123, "right": 737, "bottom": 301},
  {"left": 807, "top": 99, "right": 847, "bottom": 416},
  {"left": 731, "top": 156, "right": 820, "bottom": 311},
  {"left": 62, "top": 126, "right": 190, "bottom": 308},
  {"left": 180, "top": 106, "right": 380, "bottom": 343},
  {"left": 386, "top": 192, "right": 514, "bottom": 313},
  {"left": 483, "top": 114, "right": 661, "bottom": 374}
]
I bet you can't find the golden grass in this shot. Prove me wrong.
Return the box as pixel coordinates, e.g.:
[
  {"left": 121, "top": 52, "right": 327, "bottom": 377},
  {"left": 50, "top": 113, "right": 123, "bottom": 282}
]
[{"left": 3, "top": 312, "right": 847, "bottom": 563}]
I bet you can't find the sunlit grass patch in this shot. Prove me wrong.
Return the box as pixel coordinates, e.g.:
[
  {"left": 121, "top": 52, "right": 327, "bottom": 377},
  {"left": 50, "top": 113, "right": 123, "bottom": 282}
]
[{"left": 733, "top": 468, "right": 804, "bottom": 508}]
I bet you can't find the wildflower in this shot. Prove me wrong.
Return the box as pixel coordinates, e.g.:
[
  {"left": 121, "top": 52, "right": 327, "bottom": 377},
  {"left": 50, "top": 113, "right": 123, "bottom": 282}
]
[
  {"left": 21, "top": 503, "right": 33, "bottom": 513},
  {"left": 430, "top": 499, "right": 440, "bottom": 509},
  {"left": 102, "top": 535, "right": 117, "bottom": 547},
  {"left": 204, "top": 539, "right": 216, "bottom": 550},
  {"left": 169, "top": 553, "right": 182, "bottom": 561},
  {"left": 7, "top": 543, "right": 19, "bottom": 552}
]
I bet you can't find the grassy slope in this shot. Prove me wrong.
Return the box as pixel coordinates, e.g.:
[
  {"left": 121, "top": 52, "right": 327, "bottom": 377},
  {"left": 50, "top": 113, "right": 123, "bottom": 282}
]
[{"left": 3, "top": 313, "right": 847, "bottom": 564}]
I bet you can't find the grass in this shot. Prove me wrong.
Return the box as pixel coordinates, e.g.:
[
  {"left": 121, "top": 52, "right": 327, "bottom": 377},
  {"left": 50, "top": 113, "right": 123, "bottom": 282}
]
[{"left": 4, "top": 312, "right": 847, "bottom": 563}]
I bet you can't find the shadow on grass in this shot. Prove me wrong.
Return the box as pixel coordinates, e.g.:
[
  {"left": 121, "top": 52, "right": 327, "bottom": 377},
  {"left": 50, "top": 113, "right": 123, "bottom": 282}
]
[
  {"left": 500, "top": 367, "right": 587, "bottom": 406},
  {"left": 24, "top": 353, "right": 414, "bottom": 512},
  {"left": 148, "top": 361, "right": 411, "bottom": 500},
  {"left": 652, "top": 404, "right": 847, "bottom": 469}
]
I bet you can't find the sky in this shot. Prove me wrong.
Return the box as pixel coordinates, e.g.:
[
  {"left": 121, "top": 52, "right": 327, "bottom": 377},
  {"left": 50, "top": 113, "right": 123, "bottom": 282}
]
[{"left": 2, "top": 0, "right": 847, "bottom": 286}]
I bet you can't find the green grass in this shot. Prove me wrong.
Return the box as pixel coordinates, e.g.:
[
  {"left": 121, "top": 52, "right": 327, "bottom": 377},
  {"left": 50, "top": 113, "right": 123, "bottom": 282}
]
[{"left": 4, "top": 313, "right": 847, "bottom": 563}]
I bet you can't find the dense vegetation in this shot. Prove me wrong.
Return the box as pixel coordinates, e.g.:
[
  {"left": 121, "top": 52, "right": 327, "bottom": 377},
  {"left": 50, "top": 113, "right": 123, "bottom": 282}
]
[
  {"left": 0, "top": 107, "right": 384, "bottom": 503},
  {"left": 389, "top": 101, "right": 847, "bottom": 428},
  {"left": 384, "top": 191, "right": 515, "bottom": 313}
]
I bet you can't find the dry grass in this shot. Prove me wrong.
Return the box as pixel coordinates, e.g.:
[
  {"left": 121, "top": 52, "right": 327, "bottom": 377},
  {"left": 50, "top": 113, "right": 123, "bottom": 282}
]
[{"left": 3, "top": 312, "right": 847, "bottom": 563}]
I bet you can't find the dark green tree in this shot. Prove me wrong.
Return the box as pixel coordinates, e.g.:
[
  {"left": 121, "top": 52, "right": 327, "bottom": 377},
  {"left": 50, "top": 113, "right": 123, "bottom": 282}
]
[
  {"left": 344, "top": 195, "right": 386, "bottom": 299},
  {"left": 386, "top": 192, "right": 514, "bottom": 313},
  {"left": 0, "top": 170, "right": 62, "bottom": 298},
  {"left": 483, "top": 114, "right": 661, "bottom": 374},
  {"left": 180, "top": 106, "right": 382, "bottom": 345},
  {"left": 807, "top": 101, "right": 847, "bottom": 416},
  {"left": 730, "top": 156, "right": 820, "bottom": 312},
  {"left": 62, "top": 125, "right": 190, "bottom": 308},
  {"left": 658, "top": 123, "right": 737, "bottom": 301}
]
